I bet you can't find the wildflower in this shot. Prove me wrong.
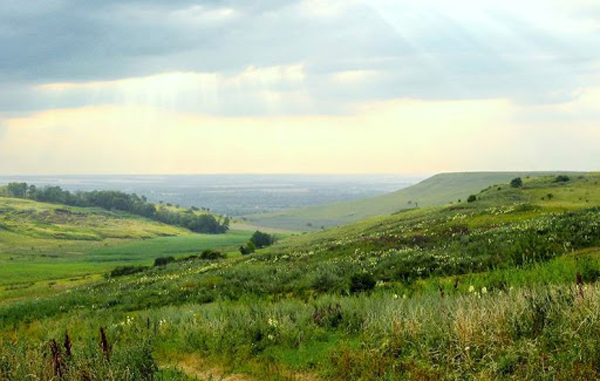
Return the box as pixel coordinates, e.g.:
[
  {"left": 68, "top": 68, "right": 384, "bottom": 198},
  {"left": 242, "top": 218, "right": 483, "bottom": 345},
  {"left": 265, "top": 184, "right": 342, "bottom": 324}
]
[
  {"left": 468, "top": 285, "right": 475, "bottom": 293},
  {"left": 481, "top": 287, "right": 487, "bottom": 294},
  {"left": 393, "top": 293, "right": 398, "bottom": 299},
  {"left": 267, "top": 334, "right": 274, "bottom": 340}
]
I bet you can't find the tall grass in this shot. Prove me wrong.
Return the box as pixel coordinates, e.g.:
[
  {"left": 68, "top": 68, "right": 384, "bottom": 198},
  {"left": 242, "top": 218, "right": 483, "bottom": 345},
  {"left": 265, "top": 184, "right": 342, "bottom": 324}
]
[{"left": 3, "top": 281, "right": 600, "bottom": 379}]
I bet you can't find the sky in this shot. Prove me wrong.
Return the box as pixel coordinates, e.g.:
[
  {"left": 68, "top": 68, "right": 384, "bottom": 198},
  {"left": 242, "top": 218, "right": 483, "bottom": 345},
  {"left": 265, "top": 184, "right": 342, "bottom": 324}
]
[{"left": 1, "top": 0, "right": 599, "bottom": 174}]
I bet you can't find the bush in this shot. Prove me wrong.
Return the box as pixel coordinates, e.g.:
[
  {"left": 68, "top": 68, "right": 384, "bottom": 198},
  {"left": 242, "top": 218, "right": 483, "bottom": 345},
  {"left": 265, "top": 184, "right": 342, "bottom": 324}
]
[
  {"left": 250, "top": 231, "right": 276, "bottom": 248},
  {"left": 153, "top": 256, "right": 175, "bottom": 267},
  {"left": 349, "top": 272, "right": 376, "bottom": 294},
  {"left": 553, "top": 175, "right": 570, "bottom": 183},
  {"left": 510, "top": 177, "right": 523, "bottom": 188},
  {"left": 311, "top": 268, "right": 345, "bottom": 293},
  {"left": 108, "top": 265, "right": 148, "bottom": 278},
  {"left": 200, "top": 249, "right": 225, "bottom": 260},
  {"left": 467, "top": 195, "right": 477, "bottom": 203},
  {"left": 240, "top": 242, "right": 256, "bottom": 255}
]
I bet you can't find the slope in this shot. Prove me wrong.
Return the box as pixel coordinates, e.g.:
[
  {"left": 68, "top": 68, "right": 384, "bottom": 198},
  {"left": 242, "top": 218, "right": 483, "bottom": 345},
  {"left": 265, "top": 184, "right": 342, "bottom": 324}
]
[
  {"left": 0, "top": 196, "right": 251, "bottom": 288},
  {"left": 244, "top": 171, "right": 584, "bottom": 231},
  {"left": 3, "top": 173, "right": 600, "bottom": 380}
]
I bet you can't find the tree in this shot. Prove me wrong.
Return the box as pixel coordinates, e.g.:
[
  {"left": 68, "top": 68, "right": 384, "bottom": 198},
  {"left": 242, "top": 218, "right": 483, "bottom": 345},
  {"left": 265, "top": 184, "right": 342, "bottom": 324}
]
[
  {"left": 467, "top": 195, "right": 477, "bottom": 203},
  {"left": 554, "top": 175, "right": 570, "bottom": 183},
  {"left": 6, "top": 182, "right": 27, "bottom": 198},
  {"left": 510, "top": 177, "right": 523, "bottom": 188},
  {"left": 250, "top": 231, "right": 275, "bottom": 248}
]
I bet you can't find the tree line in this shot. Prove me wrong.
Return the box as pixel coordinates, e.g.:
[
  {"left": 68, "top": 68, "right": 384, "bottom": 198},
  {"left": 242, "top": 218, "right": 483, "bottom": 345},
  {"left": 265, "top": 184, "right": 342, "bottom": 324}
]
[{"left": 1, "top": 182, "right": 229, "bottom": 234}]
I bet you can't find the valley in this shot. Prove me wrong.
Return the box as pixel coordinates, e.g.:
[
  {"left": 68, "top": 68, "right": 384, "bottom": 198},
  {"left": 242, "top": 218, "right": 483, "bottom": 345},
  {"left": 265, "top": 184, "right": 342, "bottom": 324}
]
[{"left": 1, "top": 172, "right": 600, "bottom": 379}]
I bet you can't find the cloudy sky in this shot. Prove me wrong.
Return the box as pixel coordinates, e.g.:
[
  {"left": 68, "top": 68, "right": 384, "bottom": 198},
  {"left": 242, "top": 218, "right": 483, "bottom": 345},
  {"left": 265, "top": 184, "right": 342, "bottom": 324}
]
[{"left": 1, "top": 0, "right": 599, "bottom": 174}]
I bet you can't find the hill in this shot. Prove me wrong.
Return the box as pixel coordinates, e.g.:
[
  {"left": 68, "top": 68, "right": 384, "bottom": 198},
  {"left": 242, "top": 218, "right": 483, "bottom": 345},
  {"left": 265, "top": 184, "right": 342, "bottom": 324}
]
[
  {"left": 3, "top": 173, "right": 600, "bottom": 380},
  {"left": 0, "top": 196, "right": 252, "bottom": 290},
  {"left": 244, "top": 171, "right": 584, "bottom": 231}
]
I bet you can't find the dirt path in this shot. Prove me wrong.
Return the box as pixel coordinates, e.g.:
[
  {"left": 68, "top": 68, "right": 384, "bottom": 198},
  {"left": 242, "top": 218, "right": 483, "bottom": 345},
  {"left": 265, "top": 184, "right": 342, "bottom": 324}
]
[
  {"left": 163, "top": 355, "right": 252, "bottom": 380},
  {"left": 162, "top": 354, "right": 320, "bottom": 381}
]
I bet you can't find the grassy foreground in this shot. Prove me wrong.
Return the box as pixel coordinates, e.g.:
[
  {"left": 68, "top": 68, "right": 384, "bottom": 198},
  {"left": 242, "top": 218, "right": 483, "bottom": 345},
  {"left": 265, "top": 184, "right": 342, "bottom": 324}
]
[{"left": 1, "top": 173, "right": 600, "bottom": 379}]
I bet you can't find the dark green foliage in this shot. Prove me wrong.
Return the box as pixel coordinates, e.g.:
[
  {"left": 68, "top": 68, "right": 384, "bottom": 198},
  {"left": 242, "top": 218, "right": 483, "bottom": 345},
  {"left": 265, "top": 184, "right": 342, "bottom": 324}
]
[
  {"left": 510, "top": 177, "right": 523, "bottom": 188},
  {"left": 578, "top": 257, "right": 600, "bottom": 283},
  {"left": 199, "top": 249, "right": 225, "bottom": 260},
  {"left": 246, "top": 241, "right": 256, "bottom": 252},
  {"left": 240, "top": 241, "right": 256, "bottom": 255},
  {"left": 153, "top": 256, "right": 175, "bottom": 267},
  {"left": 108, "top": 265, "right": 148, "bottom": 278},
  {"left": 349, "top": 272, "right": 376, "bottom": 294},
  {"left": 467, "top": 194, "right": 477, "bottom": 203},
  {"left": 6, "top": 182, "right": 27, "bottom": 197},
  {"left": 554, "top": 175, "right": 570, "bottom": 183},
  {"left": 250, "top": 231, "right": 276, "bottom": 248}
]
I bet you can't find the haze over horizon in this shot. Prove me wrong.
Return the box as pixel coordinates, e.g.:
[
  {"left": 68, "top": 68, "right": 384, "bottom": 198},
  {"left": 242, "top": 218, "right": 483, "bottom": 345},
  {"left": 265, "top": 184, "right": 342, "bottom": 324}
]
[{"left": 1, "top": 0, "right": 599, "bottom": 174}]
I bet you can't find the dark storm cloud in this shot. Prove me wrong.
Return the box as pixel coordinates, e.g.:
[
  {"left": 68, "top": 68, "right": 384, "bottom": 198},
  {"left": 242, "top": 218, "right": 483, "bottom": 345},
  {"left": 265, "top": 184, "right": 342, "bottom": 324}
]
[{"left": 0, "top": 0, "right": 599, "bottom": 115}]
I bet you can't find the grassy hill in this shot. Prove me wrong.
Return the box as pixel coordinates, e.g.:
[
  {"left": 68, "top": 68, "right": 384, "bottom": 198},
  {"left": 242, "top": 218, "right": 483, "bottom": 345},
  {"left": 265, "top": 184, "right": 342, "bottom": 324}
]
[
  {"left": 2, "top": 173, "right": 600, "bottom": 379},
  {"left": 0, "top": 196, "right": 252, "bottom": 292},
  {"left": 245, "top": 171, "right": 584, "bottom": 231}
]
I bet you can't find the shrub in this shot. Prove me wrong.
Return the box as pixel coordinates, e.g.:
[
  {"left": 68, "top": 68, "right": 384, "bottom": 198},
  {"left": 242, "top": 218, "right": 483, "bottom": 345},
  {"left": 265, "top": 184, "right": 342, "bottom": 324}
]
[
  {"left": 349, "top": 272, "right": 376, "bottom": 294},
  {"left": 153, "top": 256, "right": 175, "bottom": 267},
  {"left": 467, "top": 195, "right": 477, "bottom": 203},
  {"left": 108, "top": 266, "right": 148, "bottom": 278},
  {"left": 510, "top": 177, "right": 523, "bottom": 188},
  {"left": 553, "top": 175, "right": 570, "bottom": 183},
  {"left": 250, "top": 231, "right": 276, "bottom": 248},
  {"left": 200, "top": 249, "right": 225, "bottom": 260},
  {"left": 311, "top": 268, "right": 345, "bottom": 293},
  {"left": 240, "top": 242, "right": 256, "bottom": 255}
]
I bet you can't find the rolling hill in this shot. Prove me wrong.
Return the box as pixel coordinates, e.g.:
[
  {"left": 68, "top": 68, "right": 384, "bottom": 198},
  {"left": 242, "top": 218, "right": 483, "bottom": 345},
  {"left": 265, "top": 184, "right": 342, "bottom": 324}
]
[
  {"left": 3, "top": 173, "right": 600, "bottom": 379},
  {"left": 0, "top": 196, "right": 252, "bottom": 290},
  {"left": 244, "top": 171, "right": 585, "bottom": 231}
]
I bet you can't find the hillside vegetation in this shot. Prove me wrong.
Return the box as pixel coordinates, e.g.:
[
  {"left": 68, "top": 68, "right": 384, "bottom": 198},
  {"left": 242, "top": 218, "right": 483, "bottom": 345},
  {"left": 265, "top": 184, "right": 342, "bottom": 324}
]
[
  {"left": 1, "top": 183, "right": 230, "bottom": 233},
  {"left": 245, "top": 171, "right": 584, "bottom": 231},
  {"left": 0, "top": 196, "right": 251, "bottom": 292},
  {"left": 2, "top": 173, "right": 600, "bottom": 379}
]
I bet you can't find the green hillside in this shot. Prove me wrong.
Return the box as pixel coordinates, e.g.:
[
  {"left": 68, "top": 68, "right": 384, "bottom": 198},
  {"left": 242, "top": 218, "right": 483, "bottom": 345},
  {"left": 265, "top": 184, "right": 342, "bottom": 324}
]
[
  {"left": 3, "top": 173, "right": 600, "bottom": 380},
  {"left": 245, "top": 171, "right": 584, "bottom": 231},
  {"left": 0, "top": 196, "right": 252, "bottom": 291}
]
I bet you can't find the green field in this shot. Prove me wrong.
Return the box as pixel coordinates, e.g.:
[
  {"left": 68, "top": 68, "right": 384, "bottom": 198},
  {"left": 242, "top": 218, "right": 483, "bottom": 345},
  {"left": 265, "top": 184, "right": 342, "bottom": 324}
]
[
  {"left": 2, "top": 173, "right": 600, "bottom": 380},
  {"left": 245, "top": 171, "right": 586, "bottom": 231},
  {"left": 0, "top": 196, "right": 253, "bottom": 299}
]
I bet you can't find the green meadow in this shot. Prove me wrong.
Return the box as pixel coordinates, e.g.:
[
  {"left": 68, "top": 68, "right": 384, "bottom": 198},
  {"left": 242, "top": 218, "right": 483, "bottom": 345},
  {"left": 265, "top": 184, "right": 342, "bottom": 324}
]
[
  {"left": 0, "top": 197, "right": 253, "bottom": 300},
  {"left": 2, "top": 173, "right": 600, "bottom": 379}
]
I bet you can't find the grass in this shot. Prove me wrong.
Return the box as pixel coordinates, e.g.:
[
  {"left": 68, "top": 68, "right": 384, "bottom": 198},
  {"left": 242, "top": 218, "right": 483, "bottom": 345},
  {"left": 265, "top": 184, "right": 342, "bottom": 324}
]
[
  {"left": 0, "top": 196, "right": 254, "bottom": 300},
  {"left": 245, "top": 171, "right": 587, "bottom": 231},
  {"left": 2, "top": 173, "right": 600, "bottom": 379}
]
